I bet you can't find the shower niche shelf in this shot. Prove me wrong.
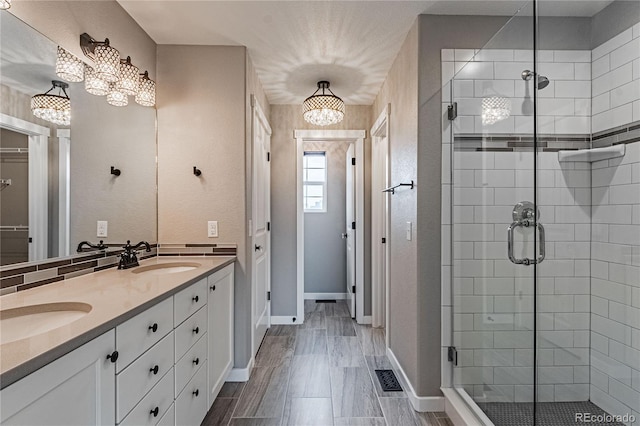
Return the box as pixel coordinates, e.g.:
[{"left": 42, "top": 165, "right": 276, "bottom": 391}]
[{"left": 558, "top": 145, "right": 625, "bottom": 163}]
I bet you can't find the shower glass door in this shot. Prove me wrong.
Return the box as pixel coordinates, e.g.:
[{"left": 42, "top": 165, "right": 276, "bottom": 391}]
[{"left": 450, "top": 1, "right": 538, "bottom": 424}]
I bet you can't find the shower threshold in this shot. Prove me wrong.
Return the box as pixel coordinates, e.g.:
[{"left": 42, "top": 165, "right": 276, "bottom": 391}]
[{"left": 478, "top": 401, "right": 624, "bottom": 426}]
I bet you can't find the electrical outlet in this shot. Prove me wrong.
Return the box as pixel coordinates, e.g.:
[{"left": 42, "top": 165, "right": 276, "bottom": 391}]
[
  {"left": 97, "top": 221, "right": 108, "bottom": 237},
  {"left": 208, "top": 221, "right": 218, "bottom": 238}
]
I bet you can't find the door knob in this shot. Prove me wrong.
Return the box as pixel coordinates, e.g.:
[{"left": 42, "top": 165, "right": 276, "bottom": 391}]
[{"left": 341, "top": 233, "right": 348, "bottom": 239}]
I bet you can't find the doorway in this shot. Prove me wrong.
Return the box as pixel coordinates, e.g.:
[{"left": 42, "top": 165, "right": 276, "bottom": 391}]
[
  {"left": 371, "top": 105, "right": 390, "bottom": 337},
  {"left": 294, "top": 130, "right": 365, "bottom": 323}
]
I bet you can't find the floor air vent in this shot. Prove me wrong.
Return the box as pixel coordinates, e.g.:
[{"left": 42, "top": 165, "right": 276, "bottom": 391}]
[
  {"left": 375, "top": 369, "right": 403, "bottom": 392},
  {"left": 315, "top": 299, "right": 337, "bottom": 303}
]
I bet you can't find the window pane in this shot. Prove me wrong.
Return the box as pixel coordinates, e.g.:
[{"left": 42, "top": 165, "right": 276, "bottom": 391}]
[
  {"left": 305, "top": 184, "right": 323, "bottom": 197},
  {"left": 306, "top": 169, "right": 325, "bottom": 182},
  {"left": 305, "top": 154, "right": 326, "bottom": 168},
  {"left": 304, "top": 197, "right": 324, "bottom": 210}
]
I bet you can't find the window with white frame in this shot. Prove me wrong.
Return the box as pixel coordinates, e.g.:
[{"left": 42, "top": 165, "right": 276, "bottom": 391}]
[{"left": 303, "top": 151, "right": 327, "bottom": 212}]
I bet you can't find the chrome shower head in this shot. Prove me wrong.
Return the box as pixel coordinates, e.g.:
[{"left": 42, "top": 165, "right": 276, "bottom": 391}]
[{"left": 521, "top": 70, "right": 550, "bottom": 90}]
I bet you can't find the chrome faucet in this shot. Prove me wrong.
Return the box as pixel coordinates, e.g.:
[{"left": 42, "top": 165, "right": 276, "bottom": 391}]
[
  {"left": 76, "top": 240, "right": 107, "bottom": 252},
  {"left": 118, "top": 240, "right": 151, "bottom": 270}
]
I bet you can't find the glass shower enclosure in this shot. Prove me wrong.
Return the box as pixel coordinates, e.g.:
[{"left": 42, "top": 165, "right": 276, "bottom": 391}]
[{"left": 445, "top": 1, "right": 639, "bottom": 425}]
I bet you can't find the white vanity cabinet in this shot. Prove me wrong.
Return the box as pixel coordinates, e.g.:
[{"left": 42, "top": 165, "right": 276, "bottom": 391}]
[
  {"left": 207, "top": 263, "right": 234, "bottom": 407},
  {"left": 0, "top": 330, "right": 116, "bottom": 425}
]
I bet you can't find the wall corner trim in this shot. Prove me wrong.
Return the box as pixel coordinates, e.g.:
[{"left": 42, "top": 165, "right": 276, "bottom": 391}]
[
  {"left": 386, "top": 348, "right": 445, "bottom": 412},
  {"left": 226, "top": 356, "right": 254, "bottom": 382},
  {"left": 360, "top": 315, "right": 372, "bottom": 325}
]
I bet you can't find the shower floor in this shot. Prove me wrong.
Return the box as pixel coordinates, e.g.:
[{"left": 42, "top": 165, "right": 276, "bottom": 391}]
[{"left": 478, "top": 401, "right": 624, "bottom": 426}]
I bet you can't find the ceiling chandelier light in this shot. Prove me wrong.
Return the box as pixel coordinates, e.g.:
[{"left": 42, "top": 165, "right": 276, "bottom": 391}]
[
  {"left": 55, "top": 46, "right": 84, "bottom": 83},
  {"left": 117, "top": 56, "right": 139, "bottom": 96},
  {"left": 31, "top": 80, "right": 71, "bottom": 126},
  {"left": 303, "top": 81, "right": 344, "bottom": 126},
  {"left": 481, "top": 96, "right": 511, "bottom": 126},
  {"left": 135, "top": 71, "right": 156, "bottom": 107},
  {"left": 0, "top": 0, "right": 11, "bottom": 10},
  {"left": 84, "top": 64, "right": 109, "bottom": 96},
  {"left": 107, "top": 83, "right": 128, "bottom": 107}
]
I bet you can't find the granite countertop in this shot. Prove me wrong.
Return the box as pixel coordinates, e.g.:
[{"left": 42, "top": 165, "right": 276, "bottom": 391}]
[{"left": 0, "top": 256, "right": 235, "bottom": 390}]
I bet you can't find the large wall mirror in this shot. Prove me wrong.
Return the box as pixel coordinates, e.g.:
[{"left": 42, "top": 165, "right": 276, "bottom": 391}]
[{"left": 0, "top": 11, "right": 157, "bottom": 266}]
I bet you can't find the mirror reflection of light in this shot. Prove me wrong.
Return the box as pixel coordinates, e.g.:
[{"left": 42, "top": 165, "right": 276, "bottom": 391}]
[{"left": 481, "top": 96, "right": 511, "bottom": 125}]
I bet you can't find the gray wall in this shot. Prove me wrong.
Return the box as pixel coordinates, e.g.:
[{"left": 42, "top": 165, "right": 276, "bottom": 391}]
[
  {"left": 303, "top": 141, "right": 349, "bottom": 295},
  {"left": 591, "top": 0, "right": 640, "bottom": 48},
  {"left": 270, "top": 104, "right": 372, "bottom": 317}
]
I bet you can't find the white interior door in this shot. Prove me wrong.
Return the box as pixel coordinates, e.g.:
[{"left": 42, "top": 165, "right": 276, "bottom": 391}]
[
  {"left": 345, "top": 144, "right": 356, "bottom": 318},
  {"left": 372, "top": 130, "right": 389, "bottom": 329},
  {"left": 251, "top": 97, "right": 271, "bottom": 357}
]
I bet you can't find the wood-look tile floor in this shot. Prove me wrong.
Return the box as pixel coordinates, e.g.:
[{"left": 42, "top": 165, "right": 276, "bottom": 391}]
[{"left": 201, "top": 300, "right": 453, "bottom": 426}]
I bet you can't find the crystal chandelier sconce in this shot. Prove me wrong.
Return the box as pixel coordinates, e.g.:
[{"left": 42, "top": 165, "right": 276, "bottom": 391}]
[
  {"left": 31, "top": 80, "right": 71, "bottom": 126},
  {"left": 84, "top": 64, "right": 110, "bottom": 96},
  {"left": 107, "top": 83, "right": 128, "bottom": 107},
  {"left": 79, "top": 32, "right": 156, "bottom": 107},
  {"left": 481, "top": 96, "right": 511, "bottom": 126},
  {"left": 135, "top": 71, "right": 156, "bottom": 107},
  {"left": 117, "top": 57, "right": 139, "bottom": 96},
  {"left": 0, "top": 0, "right": 11, "bottom": 10},
  {"left": 303, "top": 81, "right": 345, "bottom": 126},
  {"left": 56, "top": 47, "right": 84, "bottom": 83}
]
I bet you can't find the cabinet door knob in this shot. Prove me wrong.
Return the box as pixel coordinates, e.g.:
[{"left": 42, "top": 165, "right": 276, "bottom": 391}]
[
  {"left": 192, "top": 326, "right": 200, "bottom": 334},
  {"left": 106, "top": 351, "right": 118, "bottom": 363},
  {"left": 193, "top": 357, "right": 200, "bottom": 366},
  {"left": 255, "top": 244, "right": 262, "bottom": 252},
  {"left": 150, "top": 407, "right": 159, "bottom": 417},
  {"left": 150, "top": 365, "right": 159, "bottom": 375},
  {"left": 210, "top": 285, "right": 216, "bottom": 292},
  {"left": 192, "top": 295, "right": 199, "bottom": 303},
  {"left": 148, "top": 323, "right": 158, "bottom": 333},
  {"left": 192, "top": 389, "right": 199, "bottom": 397}
]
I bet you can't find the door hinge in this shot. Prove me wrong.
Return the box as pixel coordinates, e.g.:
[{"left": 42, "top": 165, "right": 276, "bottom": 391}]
[
  {"left": 351, "top": 157, "right": 356, "bottom": 166},
  {"left": 352, "top": 285, "right": 356, "bottom": 294},
  {"left": 351, "top": 221, "right": 356, "bottom": 230},
  {"left": 267, "top": 291, "right": 271, "bottom": 301},
  {"left": 28, "top": 237, "right": 33, "bottom": 243},
  {"left": 381, "top": 237, "right": 386, "bottom": 244},
  {"left": 447, "top": 102, "right": 457, "bottom": 121},
  {"left": 267, "top": 152, "right": 270, "bottom": 161},
  {"left": 448, "top": 346, "right": 458, "bottom": 366},
  {"left": 267, "top": 221, "right": 271, "bottom": 231}
]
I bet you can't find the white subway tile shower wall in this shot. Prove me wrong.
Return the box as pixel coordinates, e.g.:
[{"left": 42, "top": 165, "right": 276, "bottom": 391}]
[
  {"left": 591, "top": 27, "right": 640, "bottom": 133},
  {"left": 442, "top": 48, "right": 592, "bottom": 136},
  {"left": 590, "top": 141, "right": 640, "bottom": 419}
]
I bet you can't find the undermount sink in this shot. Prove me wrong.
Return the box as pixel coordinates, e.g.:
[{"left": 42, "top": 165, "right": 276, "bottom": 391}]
[
  {"left": 0, "top": 302, "right": 92, "bottom": 345},
  {"left": 131, "top": 262, "right": 201, "bottom": 275}
]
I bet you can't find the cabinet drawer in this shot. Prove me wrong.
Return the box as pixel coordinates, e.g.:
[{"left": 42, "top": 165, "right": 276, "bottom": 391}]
[
  {"left": 174, "top": 278, "right": 207, "bottom": 326},
  {"left": 175, "top": 361, "right": 208, "bottom": 426},
  {"left": 157, "top": 403, "right": 174, "bottom": 426},
  {"left": 116, "top": 296, "right": 173, "bottom": 371},
  {"left": 175, "top": 333, "right": 207, "bottom": 396},
  {"left": 117, "top": 332, "right": 174, "bottom": 422},
  {"left": 175, "top": 305, "right": 207, "bottom": 360},
  {"left": 119, "top": 367, "right": 174, "bottom": 426}
]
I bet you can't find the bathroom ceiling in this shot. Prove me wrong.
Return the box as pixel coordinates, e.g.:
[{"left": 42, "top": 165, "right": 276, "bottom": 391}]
[{"left": 118, "top": 0, "right": 613, "bottom": 105}]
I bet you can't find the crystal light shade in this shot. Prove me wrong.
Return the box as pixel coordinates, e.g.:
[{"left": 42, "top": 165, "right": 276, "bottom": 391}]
[
  {"left": 31, "top": 81, "right": 71, "bottom": 126},
  {"left": 94, "top": 43, "right": 120, "bottom": 83},
  {"left": 135, "top": 71, "right": 156, "bottom": 107},
  {"left": 107, "top": 83, "right": 128, "bottom": 107},
  {"left": 84, "top": 64, "right": 109, "bottom": 96},
  {"left": 303, "top": 81, "right": 344, "bottom": 126},
  {"left": 481, "top": 96, "right": 511, "bottom": 125},
  {"left": 0, "top": 0, "right": 11, "bottom": 10},
  {"left": 56, "top": 46, "right": 84, "bottom": 82},
  {"left": 117, "top": 57, "right": 139, "bottom": 96}
]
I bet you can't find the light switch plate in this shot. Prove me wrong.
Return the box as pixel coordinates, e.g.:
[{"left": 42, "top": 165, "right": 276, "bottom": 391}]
[
  {"left": 406, "top": 221, "right": 412, "bottom": 241},
  {"left": 97, "top": 221, "right": 108, "bottom": 237},
  {"left": 208, "top": 221, "right": 218, "bottom": 238}
]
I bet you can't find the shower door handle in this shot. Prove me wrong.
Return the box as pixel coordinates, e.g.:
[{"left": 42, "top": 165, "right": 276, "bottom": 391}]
[{"left": 507, "top": 221, "right": 545, "bottom": 265}]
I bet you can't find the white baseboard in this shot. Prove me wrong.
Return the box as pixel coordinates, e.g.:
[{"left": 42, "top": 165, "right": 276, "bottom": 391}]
[
  {"left": 304, "top": 292, "right": 347, "bottom": 300},
  {"left": 226, "top": 357, "right": 254, "bottom": 382},
  {"left": 360, "top": 315, "right": 372, "bottom": 324},
  {"left": 386, "top": 348, "right": 445, "bottom": 412},
  {"left": 270, "top": 316, "right": 301, "bottom": 325}
]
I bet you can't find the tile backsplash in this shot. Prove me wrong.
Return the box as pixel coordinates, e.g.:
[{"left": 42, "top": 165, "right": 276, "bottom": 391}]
[{"left": 0, "top": 243, "right": 236, "bottom": 295}]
